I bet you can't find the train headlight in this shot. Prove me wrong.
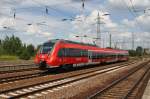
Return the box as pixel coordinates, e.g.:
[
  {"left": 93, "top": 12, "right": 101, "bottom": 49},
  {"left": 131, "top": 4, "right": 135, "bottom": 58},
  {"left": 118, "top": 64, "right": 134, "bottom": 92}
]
[{"left": 41, "top": 55, "right": 44, "bottom": 58}]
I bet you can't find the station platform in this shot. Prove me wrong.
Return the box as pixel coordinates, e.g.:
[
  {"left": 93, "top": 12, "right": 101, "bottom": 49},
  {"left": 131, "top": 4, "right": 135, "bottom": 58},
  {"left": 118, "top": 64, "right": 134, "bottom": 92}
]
[{"left": 142, "top": 80, "right": 150, "bottom": 99}]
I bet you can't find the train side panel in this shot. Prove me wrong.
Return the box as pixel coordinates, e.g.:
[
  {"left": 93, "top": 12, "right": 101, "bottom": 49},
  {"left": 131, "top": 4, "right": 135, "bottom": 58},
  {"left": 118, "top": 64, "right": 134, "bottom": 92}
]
[{"left": 35, "top": 39, "right": 129, "bottom": 69}]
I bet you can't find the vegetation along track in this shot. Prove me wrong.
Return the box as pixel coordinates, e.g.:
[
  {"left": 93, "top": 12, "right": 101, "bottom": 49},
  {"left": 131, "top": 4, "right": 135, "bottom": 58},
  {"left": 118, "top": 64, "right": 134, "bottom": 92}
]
[
  {"left": 0, "top": 60, "right": 143, "bottom": 98},
  {"left": 88, "top": 60, "right": 150, "bottom": 99}
]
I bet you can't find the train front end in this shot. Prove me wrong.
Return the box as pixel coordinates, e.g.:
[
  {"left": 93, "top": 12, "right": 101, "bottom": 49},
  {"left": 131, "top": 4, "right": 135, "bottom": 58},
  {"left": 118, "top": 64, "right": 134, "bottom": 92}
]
[{"left": 34, "top": 41, "right": 56, "bottom": 69}]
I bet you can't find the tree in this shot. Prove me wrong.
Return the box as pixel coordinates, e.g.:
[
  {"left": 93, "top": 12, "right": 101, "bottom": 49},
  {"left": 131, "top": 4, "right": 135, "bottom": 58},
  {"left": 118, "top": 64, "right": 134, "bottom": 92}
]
[
  {"left": 0, "top": 39, "right": 3, "bottom": 55},
  {"left": 16, "top": 43, "right": 25, "bottom": 56},
  {"left": 0, "top": 39, "right": 1, "bottom": 45},
  {"left": 1, "top": 35, "right": 35, "bottom": 59},
  {"left": 136, "top": 46, "right": 143, "bottom": 56},
  {"left": 26, "top": 44, "right": 35, "bottom": 56},
  {"left": 19, "top": 49, "right": 31, "bottom": 60},
  {"left": 3, "top": 35, "right": 22, "bottom": 55},
  {"left": 3, "top": 36, "right": 10, "bottom": 54},
  {"left": 35, "top": 45, "right": 41, "bottom": 53},
  {"left": 128, "top": 50, "right": 136, "bottom": 56}
]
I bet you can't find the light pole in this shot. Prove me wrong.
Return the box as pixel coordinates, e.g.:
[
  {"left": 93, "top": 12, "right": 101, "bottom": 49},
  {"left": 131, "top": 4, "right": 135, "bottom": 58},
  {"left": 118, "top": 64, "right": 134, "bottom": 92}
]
[
  {"left": 94, "top": 12, "right": 110, "bottom": 47},
  {"left": 131, "top": 32, "right": 134, "bottom": 50},
  {"left": 109, "top": 33, "right": 112, "bottom": 48}
]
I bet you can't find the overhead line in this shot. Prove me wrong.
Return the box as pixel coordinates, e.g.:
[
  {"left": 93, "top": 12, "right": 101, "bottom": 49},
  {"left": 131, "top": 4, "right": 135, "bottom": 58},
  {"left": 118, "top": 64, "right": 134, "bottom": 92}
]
[
  {"left": 122, "top": 0, "right": 143, "bottom": 31},
  {"left": 31, "top": 0, "right": 76, "bottom": 19}
]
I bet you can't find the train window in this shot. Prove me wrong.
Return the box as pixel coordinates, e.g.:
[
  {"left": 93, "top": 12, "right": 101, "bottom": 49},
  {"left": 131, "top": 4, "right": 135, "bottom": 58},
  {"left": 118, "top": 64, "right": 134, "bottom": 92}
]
[
  {"left": 97, "top": 53, "right": 101, "bottom": 58},
  {"left": 65, "top": 48, "right": 71, "bottom": 57},
  {"left": 58, "top": 49, "right": 61, "bottom": 57},
  {"left": 91, "top": 52, "right": 96, "bottom": 59},
  {"left": 58, "top": 48, "right": 65, "bottom": 57},
  {"left": 94, "top": 52, "right": 98, "bottom": 59},
  {"left": 58, "top": 48, "right": 88, "bottom": 57},
  {"left": 101, "top": 53, "right": 105, "bottom": 58},
  {"left": 40, "top": 42, "right": 55, "bottom": 54},
  {"left": 97, "top": 53, "right": 99, "bottom": 58},
  {"left": 82, "top": 50, "right": 88, "bottom": 57},
  {"left": 70, "top": 48, "right": 76, "bottom": 57},
  {"left": 89, "top": 52, "right": 105, "bottom": 59}
]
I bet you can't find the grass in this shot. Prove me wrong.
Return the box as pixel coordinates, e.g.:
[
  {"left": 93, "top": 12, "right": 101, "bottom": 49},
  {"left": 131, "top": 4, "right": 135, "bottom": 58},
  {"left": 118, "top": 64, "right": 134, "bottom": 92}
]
[
  {"left": 0, "top": 55, "right": 34, "bottom": 61},
  {"left": 0, "top": 55, "right": 19, "bottom": 61}
]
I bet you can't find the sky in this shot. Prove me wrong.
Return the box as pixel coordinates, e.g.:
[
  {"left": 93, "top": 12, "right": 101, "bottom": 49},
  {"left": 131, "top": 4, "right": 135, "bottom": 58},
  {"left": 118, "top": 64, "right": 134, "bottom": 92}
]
[{"left": 0, "top": 0, "right": 150, "bottom": 49}]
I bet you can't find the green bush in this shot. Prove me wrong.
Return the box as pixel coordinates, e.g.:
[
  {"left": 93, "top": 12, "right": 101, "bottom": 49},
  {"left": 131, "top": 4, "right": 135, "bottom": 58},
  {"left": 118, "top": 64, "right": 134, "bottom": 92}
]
[
  {"left": 27, "top": 44, "right": 35, "bottom": 56},
  {"left": 136, "top": 46, "right": 143, "bottom": 56},
  {"left": 128, "top": 50, "right": 136, "bottom": 56},
  {"left": 19, "top": 50, "right": 31, "bottom": 60}
]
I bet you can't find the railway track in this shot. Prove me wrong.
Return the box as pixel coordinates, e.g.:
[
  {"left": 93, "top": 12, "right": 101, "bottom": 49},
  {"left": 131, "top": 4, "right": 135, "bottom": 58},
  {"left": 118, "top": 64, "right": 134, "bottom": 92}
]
[
  {"left": 0, "top": 69, "right": 46, "bottom": 84},
  {"left": 88, "top": 61, "right": 150, "bottom": 99},
  {"left": 0, "top": 60, "right": 135, "bottom": 84},
  {"left": 0, "top": 64, "right": 38, "bottom": 73},
  {"left": 0, "top": 60, "right": 144, "bottom": 98}
]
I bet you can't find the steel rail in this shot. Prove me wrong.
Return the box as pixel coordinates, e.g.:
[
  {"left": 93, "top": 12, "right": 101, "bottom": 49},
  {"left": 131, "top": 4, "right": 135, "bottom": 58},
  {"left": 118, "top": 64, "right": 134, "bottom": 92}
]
[
  {"left": 88, "top": 61, "right": 150, "bottom": 99},
  {"left": 0, "top": 71, "right": 46, "bottom": 84},
  {"left": 122, "top": 65, "right": 150, "bottom": 99}
]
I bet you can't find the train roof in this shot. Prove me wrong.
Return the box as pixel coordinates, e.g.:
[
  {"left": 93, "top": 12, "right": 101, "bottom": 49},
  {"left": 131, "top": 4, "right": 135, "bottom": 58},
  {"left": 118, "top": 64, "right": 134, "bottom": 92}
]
[
  {"left": 47, "top": 39, "right": 98, "bottom": 47},
  {"left": 46, "top": 39, "right": 128, "bottom": 53}
]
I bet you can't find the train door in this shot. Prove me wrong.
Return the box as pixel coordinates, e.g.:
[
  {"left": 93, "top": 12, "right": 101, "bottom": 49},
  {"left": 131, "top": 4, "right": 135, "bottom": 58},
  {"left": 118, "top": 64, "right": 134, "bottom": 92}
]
[
  {"left": 59, "top": 48, "right": 66, "bottom": 64},
  {"left": 88, "top": 51, "right": 92, "bottom": 63}
]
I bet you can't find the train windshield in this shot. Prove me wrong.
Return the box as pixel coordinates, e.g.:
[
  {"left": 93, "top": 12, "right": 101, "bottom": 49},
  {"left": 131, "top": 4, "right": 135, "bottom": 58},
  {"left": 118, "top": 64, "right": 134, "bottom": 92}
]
[{"left": 40, "top": 42, "right": 55, "bottom": 54}]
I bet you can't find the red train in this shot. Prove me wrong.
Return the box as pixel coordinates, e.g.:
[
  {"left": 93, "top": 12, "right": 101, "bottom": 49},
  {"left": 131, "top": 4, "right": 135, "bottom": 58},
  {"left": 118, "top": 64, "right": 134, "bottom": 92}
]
[{"left": 34, "top": 39, "right": 129, "bottom": 69}]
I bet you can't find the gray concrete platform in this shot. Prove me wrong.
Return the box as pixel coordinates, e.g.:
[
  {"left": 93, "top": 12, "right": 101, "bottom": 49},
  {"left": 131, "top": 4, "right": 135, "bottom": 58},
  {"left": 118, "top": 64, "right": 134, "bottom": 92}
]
[{"left": 142, "top": 80, "right": 150, "bottom": 99}]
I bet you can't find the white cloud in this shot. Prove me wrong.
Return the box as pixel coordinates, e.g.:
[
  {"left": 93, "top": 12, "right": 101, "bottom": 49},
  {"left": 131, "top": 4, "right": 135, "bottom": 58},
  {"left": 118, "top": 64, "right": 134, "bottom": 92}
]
[
  {"left": 122, "top": 14, "right": 150, "bottom": 32},
  {"left": 26, "top": 23, "right": 53, "bottom": 38},
  {"left": 26, "top": 24, "right": 39, "bottom": 34},
  {"left": 108, "top": 0, "right": 150, "bottom": 9},
  {"left": 0, "top": 17, "right": 15, "bottom": 27}
]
